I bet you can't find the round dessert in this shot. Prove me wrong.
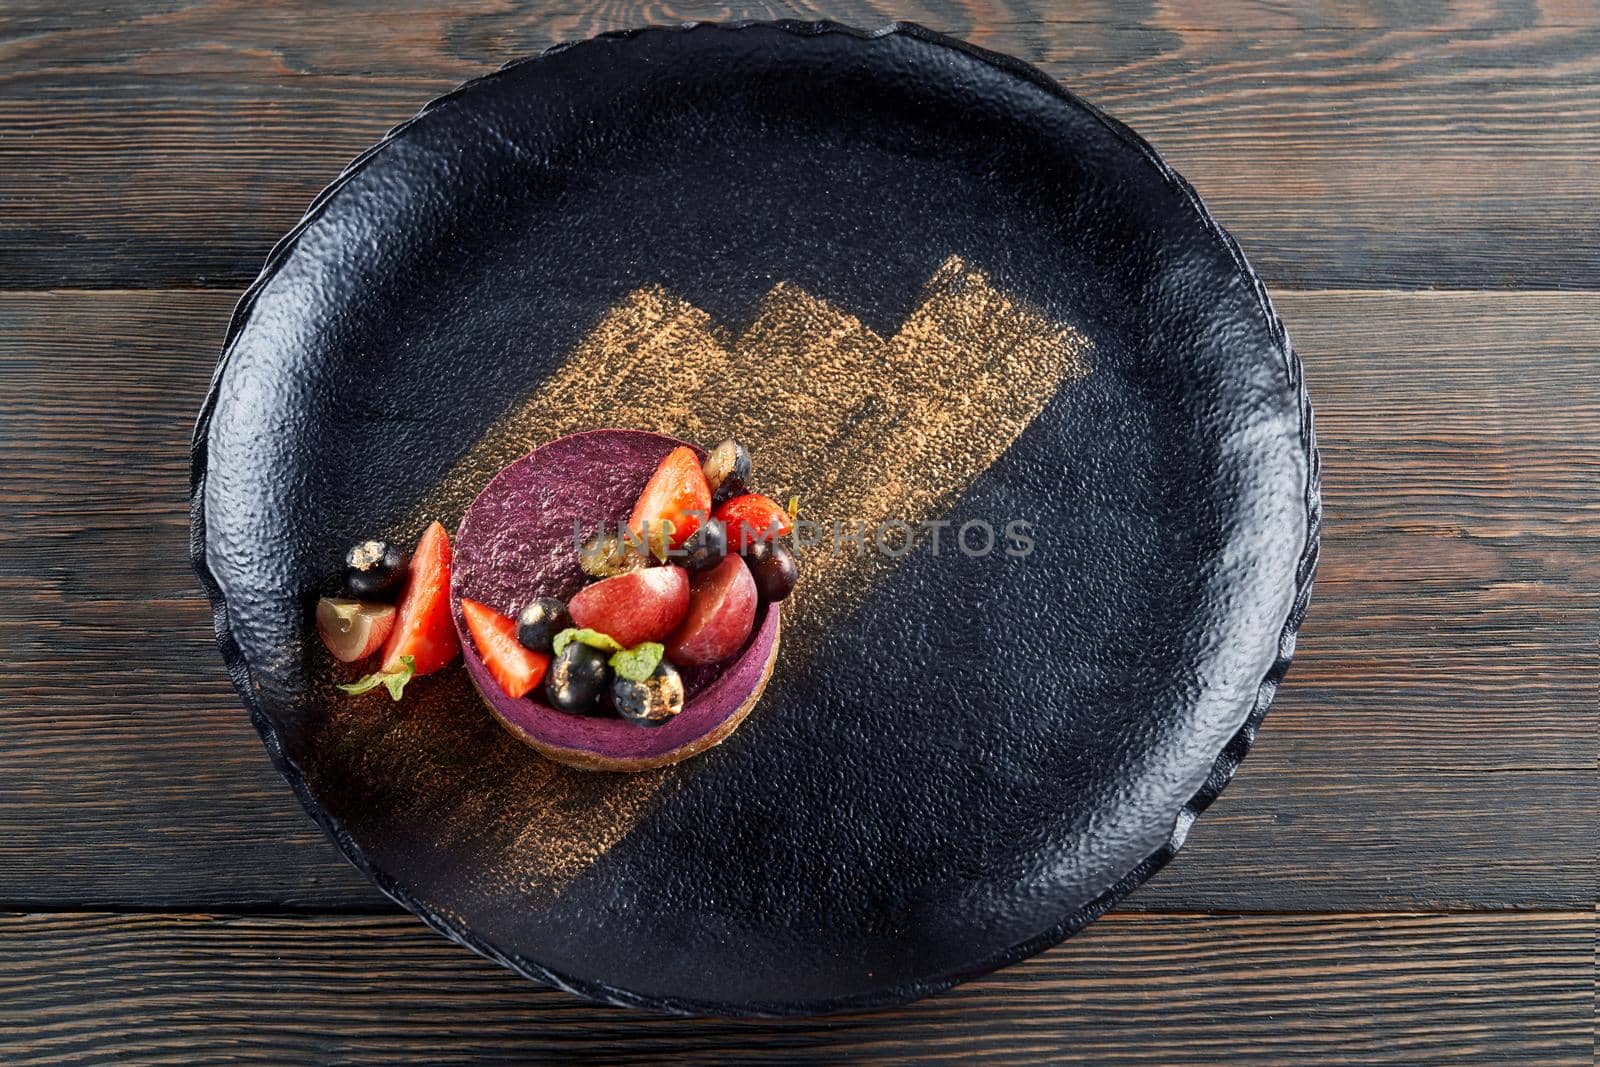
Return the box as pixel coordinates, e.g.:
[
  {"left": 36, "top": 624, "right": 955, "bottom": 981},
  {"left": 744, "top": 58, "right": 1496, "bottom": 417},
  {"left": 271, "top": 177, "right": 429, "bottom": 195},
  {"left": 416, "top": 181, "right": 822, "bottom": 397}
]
[{"left": 451, "top": 430, "right": 780, "bottom": 771}]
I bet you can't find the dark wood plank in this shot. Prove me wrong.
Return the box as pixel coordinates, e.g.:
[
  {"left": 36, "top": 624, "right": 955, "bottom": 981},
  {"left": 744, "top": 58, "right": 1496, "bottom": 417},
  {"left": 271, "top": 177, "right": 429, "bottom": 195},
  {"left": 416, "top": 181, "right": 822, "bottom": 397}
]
[
  {"left": 0, "top": 290, "right": 219, "bottom": 604},
  {"left": 0, "top": 910, "right": 1589, "bottom": 1065},
  {"left": 12, "top": 0, "right": 1600, "bottom": 43},
  {"left": 4, "top": 1, "right": 1600, "bottom": 288},
  {"left": 2, "top": 287, "right": 1594, "bottom": 910}
]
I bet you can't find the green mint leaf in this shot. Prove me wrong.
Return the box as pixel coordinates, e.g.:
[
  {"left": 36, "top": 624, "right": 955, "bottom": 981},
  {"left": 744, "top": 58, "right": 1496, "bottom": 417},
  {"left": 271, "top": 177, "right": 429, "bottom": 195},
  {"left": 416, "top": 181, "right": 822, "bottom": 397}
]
[
  {"left": 337, "top": 655, "right": 416, "bottom": 702},
  {"left": 610, "top": 642, "right": 664, "bottom": 683},
  {"left": 552, "top": 628, "right": 623, "bottom": 657},
  {"left": 383, "top": 656, "right": 416, "bottom": 700}
]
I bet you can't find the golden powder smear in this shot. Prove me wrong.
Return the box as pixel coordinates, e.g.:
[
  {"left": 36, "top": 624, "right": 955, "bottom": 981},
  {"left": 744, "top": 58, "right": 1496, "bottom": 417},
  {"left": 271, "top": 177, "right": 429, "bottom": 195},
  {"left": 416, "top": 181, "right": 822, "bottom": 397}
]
[{"left": 308, "top": 255, "right": 1089, "bottom": 904}]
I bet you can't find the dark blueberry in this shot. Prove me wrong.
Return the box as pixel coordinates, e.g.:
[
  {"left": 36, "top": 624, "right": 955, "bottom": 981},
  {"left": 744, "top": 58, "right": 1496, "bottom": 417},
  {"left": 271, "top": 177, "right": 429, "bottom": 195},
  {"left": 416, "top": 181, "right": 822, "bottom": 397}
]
[
  {"left": 343, "top": 539, "right": 408, "bottom": 601},
  {"left": 544, "top": 642, "right": 613, "bottom": 715},
  {"left": 611, "top": 660, "right": 685, "bottom": 727},
  {"left": 678, "top": 517, "right": 728, "bottom": 573},
  {"left": 515, "top": 597, "right": 571, "bottom": 653},
  {"left": 744, "top": 538, "right": 799, "bottom": 603},
  {"left": 703, "top": 439, "right": 751, "bottom": 507},
  {"left": 579, "top": 528, "right": 648, "bottom": 579}
]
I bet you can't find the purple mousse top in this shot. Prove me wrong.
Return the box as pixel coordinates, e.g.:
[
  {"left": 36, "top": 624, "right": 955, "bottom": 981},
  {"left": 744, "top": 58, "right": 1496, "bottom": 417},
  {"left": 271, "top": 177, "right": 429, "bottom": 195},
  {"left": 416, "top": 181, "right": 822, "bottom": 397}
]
[{"left": 451, "top": 429, "right": 777, "bottom": 769}]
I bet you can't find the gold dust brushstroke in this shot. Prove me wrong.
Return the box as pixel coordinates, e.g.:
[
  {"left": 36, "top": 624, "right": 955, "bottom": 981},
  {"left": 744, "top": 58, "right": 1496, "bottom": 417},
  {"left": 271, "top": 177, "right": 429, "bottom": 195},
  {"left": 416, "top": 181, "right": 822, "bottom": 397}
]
[{"left": 307, "top": 255, "right": 1089, "bottom": 903}]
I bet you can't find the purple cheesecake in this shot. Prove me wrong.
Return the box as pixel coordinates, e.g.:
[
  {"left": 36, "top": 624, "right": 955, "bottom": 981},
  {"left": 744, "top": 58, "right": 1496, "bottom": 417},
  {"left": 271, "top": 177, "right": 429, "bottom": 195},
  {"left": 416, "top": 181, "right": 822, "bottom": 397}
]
[{"left": 451, "top": 429, "right": 779, "bottom": 771}]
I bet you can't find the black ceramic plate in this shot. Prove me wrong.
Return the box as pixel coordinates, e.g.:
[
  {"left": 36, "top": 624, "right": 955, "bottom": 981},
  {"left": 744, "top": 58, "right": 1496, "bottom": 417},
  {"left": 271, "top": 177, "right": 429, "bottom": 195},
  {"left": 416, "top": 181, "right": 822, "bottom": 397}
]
[{"left": 192, "top": 21, "right": 1318, "bottom": 1016}]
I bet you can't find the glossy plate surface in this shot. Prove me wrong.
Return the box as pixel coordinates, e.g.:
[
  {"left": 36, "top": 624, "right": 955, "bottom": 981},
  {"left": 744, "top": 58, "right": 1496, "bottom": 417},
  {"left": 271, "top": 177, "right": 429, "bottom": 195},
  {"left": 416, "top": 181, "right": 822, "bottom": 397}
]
[{"left": 191, "top": 21, "right": 1319, "bottom": 1016}]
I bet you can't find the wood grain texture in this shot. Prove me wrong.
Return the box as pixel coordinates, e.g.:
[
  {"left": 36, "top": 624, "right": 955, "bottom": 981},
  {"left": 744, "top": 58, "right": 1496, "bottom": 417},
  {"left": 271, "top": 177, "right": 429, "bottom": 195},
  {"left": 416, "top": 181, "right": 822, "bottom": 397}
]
[
  {"left": 2, "top": 286, "right": 1595, "bottom": 910},
  {"left": 0, "top": 910, "right": 1590, "bottom": 1065},
  {"left": 4, "top": 0, "right": 1600, "bottom": 288}
]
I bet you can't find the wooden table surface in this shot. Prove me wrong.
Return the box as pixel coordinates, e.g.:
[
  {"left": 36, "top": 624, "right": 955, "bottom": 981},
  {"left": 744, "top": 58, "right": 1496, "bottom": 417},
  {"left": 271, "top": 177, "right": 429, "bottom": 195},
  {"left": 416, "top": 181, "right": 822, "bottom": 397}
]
[{"left": 3, "top": 2, "right": 1596, "bottom": 1062}]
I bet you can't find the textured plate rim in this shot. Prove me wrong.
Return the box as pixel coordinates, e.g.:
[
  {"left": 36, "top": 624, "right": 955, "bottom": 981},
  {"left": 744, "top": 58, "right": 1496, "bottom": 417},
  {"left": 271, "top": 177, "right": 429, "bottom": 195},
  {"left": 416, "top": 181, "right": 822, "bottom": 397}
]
[{"left": 188, "top": 19, "right": 1322, "bottom": 1018}]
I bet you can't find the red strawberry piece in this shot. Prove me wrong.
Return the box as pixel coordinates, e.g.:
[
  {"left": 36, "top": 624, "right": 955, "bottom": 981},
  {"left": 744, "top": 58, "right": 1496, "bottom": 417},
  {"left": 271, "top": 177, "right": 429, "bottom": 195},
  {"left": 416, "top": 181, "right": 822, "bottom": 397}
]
[
  {"left": 461, "top": 598, "right": 550, "bottom": 699},
  {"left": 713, "top": 493, "right": 793, "bottom": 551},
  {"left": 628, "top": 445, "right": 712, "bottom": 553},
  {"left": 380, "top": 520, "right": 461, "bottom": 676}
]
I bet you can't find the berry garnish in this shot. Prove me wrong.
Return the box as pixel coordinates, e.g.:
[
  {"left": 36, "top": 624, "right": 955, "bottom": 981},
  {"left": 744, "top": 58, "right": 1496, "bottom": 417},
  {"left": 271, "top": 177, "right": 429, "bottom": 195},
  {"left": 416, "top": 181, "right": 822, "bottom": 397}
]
[
  {"left": 377, "top": 520, "right": 460, "bottom": 678},
  {"left": 702, "top": 439, "right": 751, "bottom": 507},
  {"left": 344, "top": 539, "right": 409, "bottom": 601},
  {"left": 744, "top": 539, "right": 799, "bottom": 603},
  {"left": 515, "top": 596, "right": 571, "bottom": 653},
  {"left": 629, "top": 445, "right": 711, "bottom": 555},
  {"left": 714, "top": 493, "right": 793, "bottom": 551},
  {"left": 679, "top": 517, "right": 728, "bottom": 573},
  {"left": 545, "top": 642, "right": 613, "bottom": 714},
  {"left": 462, "top": 598, "right": 550, "bottom": 699},
  {"left": 612, "top": 656, "right": 685, "bottom": 727},
  {"left": 339, "top": 521, "right": 458, "bottom": 700}
]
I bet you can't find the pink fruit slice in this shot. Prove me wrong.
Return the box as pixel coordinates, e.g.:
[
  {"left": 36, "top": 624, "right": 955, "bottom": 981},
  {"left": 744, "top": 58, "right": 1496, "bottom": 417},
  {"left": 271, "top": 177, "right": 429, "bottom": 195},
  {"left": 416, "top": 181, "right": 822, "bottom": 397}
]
[
  {"left": 666, "top": 553, "right": 758, "bottom": 667},
  {"left": 568, "top": 564, "right": 690, "bottom": 649},
  {"left": 317, "top": 597, "right": 396, "bottom": 663}
]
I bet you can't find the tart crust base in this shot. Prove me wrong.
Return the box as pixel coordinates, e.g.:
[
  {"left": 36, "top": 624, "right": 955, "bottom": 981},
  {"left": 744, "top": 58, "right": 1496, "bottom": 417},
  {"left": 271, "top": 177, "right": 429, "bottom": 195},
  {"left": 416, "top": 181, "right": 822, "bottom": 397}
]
[{"left": 473, "top": 614, "right": 779, "bottom": 772}]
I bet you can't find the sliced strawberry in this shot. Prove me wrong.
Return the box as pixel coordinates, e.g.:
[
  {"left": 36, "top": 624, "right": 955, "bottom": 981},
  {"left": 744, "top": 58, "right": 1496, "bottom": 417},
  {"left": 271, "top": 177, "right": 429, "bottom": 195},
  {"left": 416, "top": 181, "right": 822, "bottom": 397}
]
[
  {"left": 461, "top": 598, "right": 550, "bottom": 699},
  {"left": 317, "top": 597, "right": 395, "bottom": 663},
  {"left": 380, "top": 520, "right": 461, "bottom": 676},
  {"left": 714, "top": 493, "right": 793, "bottom": 551},
  {"left": 568, "top": 565, "right": 690, "bottom": 649},
  {"left": 628, "top": 446, "right": 711, "bottom": 553}
]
